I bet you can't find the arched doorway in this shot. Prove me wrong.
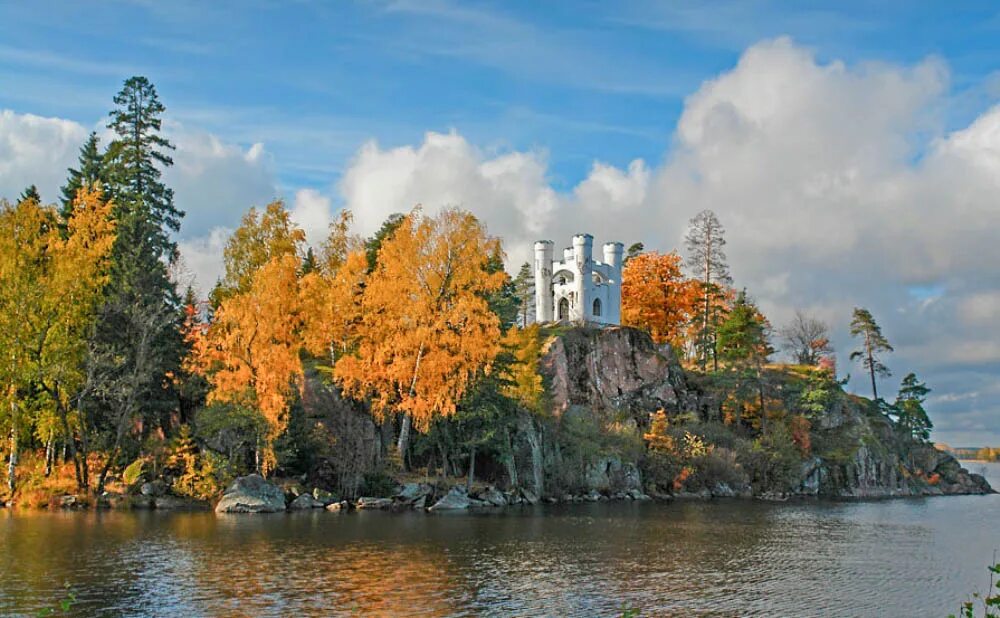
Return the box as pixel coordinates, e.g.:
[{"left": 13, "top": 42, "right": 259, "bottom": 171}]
[
  {"left": 592, "top": 298, "right": 602, "bottom": 317},
  {"left": 558, "top": 297, "right": 570, "bottom": 321}
]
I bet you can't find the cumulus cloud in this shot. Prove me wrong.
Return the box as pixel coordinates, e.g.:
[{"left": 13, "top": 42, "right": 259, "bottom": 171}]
[
  {"left": 0, "top": 109, "right": 88, "bottom": 202},
  {"left": 3, "top": 37, "right": 999, "bottom": 444},
  {"left": 330, "top": 37, "right": 1000, "bottom": 445}
]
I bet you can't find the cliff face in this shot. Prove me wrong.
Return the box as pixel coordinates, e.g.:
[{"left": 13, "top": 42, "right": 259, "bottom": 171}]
[
  {"left": 535, "top": 325, "right": 992, "bottom": 499},
  {"left": 541, "top": 326, "right": 688, "bottom": 420}
]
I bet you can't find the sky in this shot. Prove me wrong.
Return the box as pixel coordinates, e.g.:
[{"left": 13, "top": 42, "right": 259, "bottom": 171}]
[{"left": 1, "top": 0, "right": 1000, "bottom": 446}]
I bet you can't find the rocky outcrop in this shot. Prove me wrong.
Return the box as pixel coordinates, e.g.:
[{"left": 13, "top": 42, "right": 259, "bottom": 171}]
[
  {"left": 215, "top": 474, "right": 287, "bottom": 513},
  {"left": 541, "top": 326, "right": 687, "bottom": 420},
  {"left": 534, "top": 325, "right": 991, "bottom": 501}
]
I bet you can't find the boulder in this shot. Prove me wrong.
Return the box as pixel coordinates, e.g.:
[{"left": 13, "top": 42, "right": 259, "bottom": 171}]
[
  {"left": 289, "top": 494, "right": 324, "bottom": 510},
  {"left": 356, "top": 497, "right": 393, "bottom": 510},
  {"left": 710, "top": 483, "right": 736, "bottom": 498},
  {"left": 140, "top": 480, "right": 167, "bottom": 497},
  {"left": 59, "top": 495, "right": 80, "bottom": 509},
  {"left": 476, "top": 486, "right": 507, "bottom": 507},
  {"left": 215, "top": 474, "right": 287, "bottom": 513},
  {"left": 155, "top": 495, "right": 209, "bottom": 510},
  {"left": 395, "top": 483, "right": 433, "bottom": 506},
  {"left": 312, "top": 488, "right": 338, "bottom": 506},
  {"left": 519, "top": 487, "right": 539, "bottom": 505},
  {"left": 326, "top": 500, "right": 349, "bottom": 512},
  {"left": 428, "top": 486, "right": 472, "bottom": 511}
]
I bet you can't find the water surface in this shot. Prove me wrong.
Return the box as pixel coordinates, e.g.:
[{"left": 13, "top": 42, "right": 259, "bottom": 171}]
[{"left": 2, "top": 462, "right": 998, "bottom": 617}]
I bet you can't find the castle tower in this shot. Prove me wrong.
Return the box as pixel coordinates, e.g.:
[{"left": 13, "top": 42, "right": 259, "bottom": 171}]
[
  {"left": 533, "top": 240, "right": 554, "bottom": 323},
  {"left": 603, "top": 241, "right": 624, "bottom": 325},
  {"left": 571, "top": 234, "right": 593, "bottom": 322},
  {"left": 533, "top": 233, "right": 621, "bottom": 326}
]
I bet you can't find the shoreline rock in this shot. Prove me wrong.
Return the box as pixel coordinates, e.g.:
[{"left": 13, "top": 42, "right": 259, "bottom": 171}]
[{"left": 215, "top": 474, "right": 287, "bottom": 513}]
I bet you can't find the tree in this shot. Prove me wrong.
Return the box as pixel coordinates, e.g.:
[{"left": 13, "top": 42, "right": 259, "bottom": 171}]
[
  {"left": 364, "top": 212, "right": 406, "bottom": 272},
  {"left": 192, "top": 254, "right": 305, "bottom": 475},
  {"left": 512, "top": 262, "right": 534, "bottom": 327},
  {"left": 334, "top": 208, "right": 506, "bottom": 461},
  {"left": 219, "top": 200, "right": 306, "bottom": 298},
  {"left": 621, "top": 251, "right": 700, "bottom": 347},
  {"left": 18, "top": 185, "right": 41, "bottom": 204},
  {"left": 893, "top": 373, "right": 932, "bottom": 441},
  {"left": 779, "top": 310, "right": 833, "bottom": 366},
  {"left": 0, "top": 185, "right": 116, "bottom": 491},
  {"left": 86, "top": 76, "right": 185, "bottom": 482},
  {"left": 318, "top": 209, "right": 363, "bottom": 276},
  {"left": 104, "top": 76, "right": 181, "bottom": 259},
  {"left": 849, "top": 307, "right": 893, "bottom": 400},
  {"left": 625, "top": 242, "right": 645, "bottom": 265},
  {"left": 685, "top": 210, "right": 732, "bottom": 371},
  {"left": 717, "top": 289, "right": 773, "bottom": 429},
  {"left": 300, "top": 250, "right": 368, "bottom": 364},
  {"left": 60, "top": 132, "right": 106, "bottom": 218}
]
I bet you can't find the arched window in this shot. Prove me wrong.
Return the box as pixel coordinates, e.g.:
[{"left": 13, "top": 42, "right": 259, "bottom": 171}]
[
  {"left": 592, "top": 298, "right": 602, "bottom": 317},
  {"left": 558, "top": 298, "right": 570, "bottom": 321}
]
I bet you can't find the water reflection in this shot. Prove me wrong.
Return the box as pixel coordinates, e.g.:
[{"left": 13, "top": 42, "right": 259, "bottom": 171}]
[{"left": 1, "top": 463, "right": 998, "bottom": 617}]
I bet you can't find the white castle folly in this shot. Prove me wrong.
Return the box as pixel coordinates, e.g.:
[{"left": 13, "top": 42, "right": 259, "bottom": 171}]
[{"left": 533, "top": 234, "right": 623, "bottom": 325}]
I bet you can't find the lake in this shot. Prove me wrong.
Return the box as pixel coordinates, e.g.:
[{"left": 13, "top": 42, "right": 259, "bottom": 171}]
[{"left": 1, "top": 462, "right": 998, "bottom": 617}]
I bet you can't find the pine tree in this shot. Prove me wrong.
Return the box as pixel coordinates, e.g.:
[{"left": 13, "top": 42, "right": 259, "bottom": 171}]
[
  {"left": 60, "top": 132, "right": 106, "bottom": 218},
  {"left": 849, "top": 307, "right": 893, "bottom": 401},
  {"left": 893, "top": 373, "right": 932, "bottom": 441},
  {"left": 685, "top": 210, "right": 732, "bottom": 371}
]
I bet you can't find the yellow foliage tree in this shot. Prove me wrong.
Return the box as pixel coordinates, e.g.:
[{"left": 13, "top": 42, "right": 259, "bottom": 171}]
[
  {"left": 500, "top": 324, "right": 546, "bottom": 414},
  {"left": 621, "top": 251, "right": 701, "bottom": 348},
  {"left": 218, "top": 200, "right": 305, "bottom": 300},
  {"left": 192, "top": 253, "right": 304, "bottom": 475},
  {"left": 334, "top": 207, "right": 506, "bottom": 457},
  {"left": 300, "top": 249, "right": 368, "bottom": 363},
  {"left": 0, "top": 184, "right": 115, "bottom": 490}
]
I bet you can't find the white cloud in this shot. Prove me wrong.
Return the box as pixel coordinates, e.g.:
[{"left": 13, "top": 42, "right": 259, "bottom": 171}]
[
  {"left": 4, "top": 37, "right": 1000, "bottom": 444},
  {"left": 290, "top": 188, "right": 334, "bottom": 248},
  {"left": 329, "top": 37, "right": 1000, "bottom": 445},
  {"left": 0, "top": 109, "right": 88, "bottom": 202}
]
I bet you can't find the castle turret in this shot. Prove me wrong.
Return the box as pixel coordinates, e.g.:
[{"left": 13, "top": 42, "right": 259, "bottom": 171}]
[
  {"left": 534, "top": 240, "right": 554, "bottom": 323},
  {"left": 603, "top": 241, "right": 624, "bottom": 325},
  {"left": 572, "top": 234, "right": 593, "bottom": 321}
]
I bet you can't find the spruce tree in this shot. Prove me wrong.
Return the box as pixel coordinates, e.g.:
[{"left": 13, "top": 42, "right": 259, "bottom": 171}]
[
  {"left": 83, "top": 76, "right": 185, "bottom": 482},
  {"left": 104, "top": 75, "right": 182, "bottom": 260},
  {"left": 17, "top": 185, "right": 41, "bottom": 204},
  {"left": 60, "top": 132, "right": 105, "bottom": 218},
  {"left": 512, "top": 261, "right": 534, "bottom": 327}
]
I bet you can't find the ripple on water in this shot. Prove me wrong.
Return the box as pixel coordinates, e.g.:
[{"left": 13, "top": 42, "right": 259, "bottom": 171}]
[{"left": 2, "top": 487, "right": 999, "bottom": 617}]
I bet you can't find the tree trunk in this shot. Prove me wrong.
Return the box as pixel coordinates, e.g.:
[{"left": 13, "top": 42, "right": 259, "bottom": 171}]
[
  {"left": 396, "top": 413, "right": 412, "bottom": 463},
  {"left": 44, "top": 435, "right": 54, "bottom": 477},
  {"left": 466, "top": 444, "right": 476, "bottom": 492},
  {"left": 7, "top": 420, "right": 17, "bottom": 495},
  {"left": 868, "top": 349, "right": 879, "bottom": 401},
  {"left": 397, "top": 345, "right": 426, "bottom": 468}
]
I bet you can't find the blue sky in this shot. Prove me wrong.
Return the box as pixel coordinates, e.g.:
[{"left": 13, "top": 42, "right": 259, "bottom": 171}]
[
  {"left": 3, "top": 1, "right": 999, "bottom": 192},
  {"left": 2, "top": 1, "right": 1000, "bottom": 446}
]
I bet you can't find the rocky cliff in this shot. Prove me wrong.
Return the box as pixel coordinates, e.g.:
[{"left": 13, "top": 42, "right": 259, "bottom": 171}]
[{"left": 533, "top": 325, "right": 992, "bottom": 499}]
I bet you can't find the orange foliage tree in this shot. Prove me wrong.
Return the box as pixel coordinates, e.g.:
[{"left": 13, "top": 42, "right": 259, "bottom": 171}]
[
  {"left": 299, "top": 249, "right": 368, "bottom": 364},
  {"left": 191, "top": 253, "right": 304, "bottom": 475},
  {"left": 334, "top": 207, "right": 506, "bottom": 459},
  {"left": 621, "top": 251, "right": 700, "bottom": 348}
]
